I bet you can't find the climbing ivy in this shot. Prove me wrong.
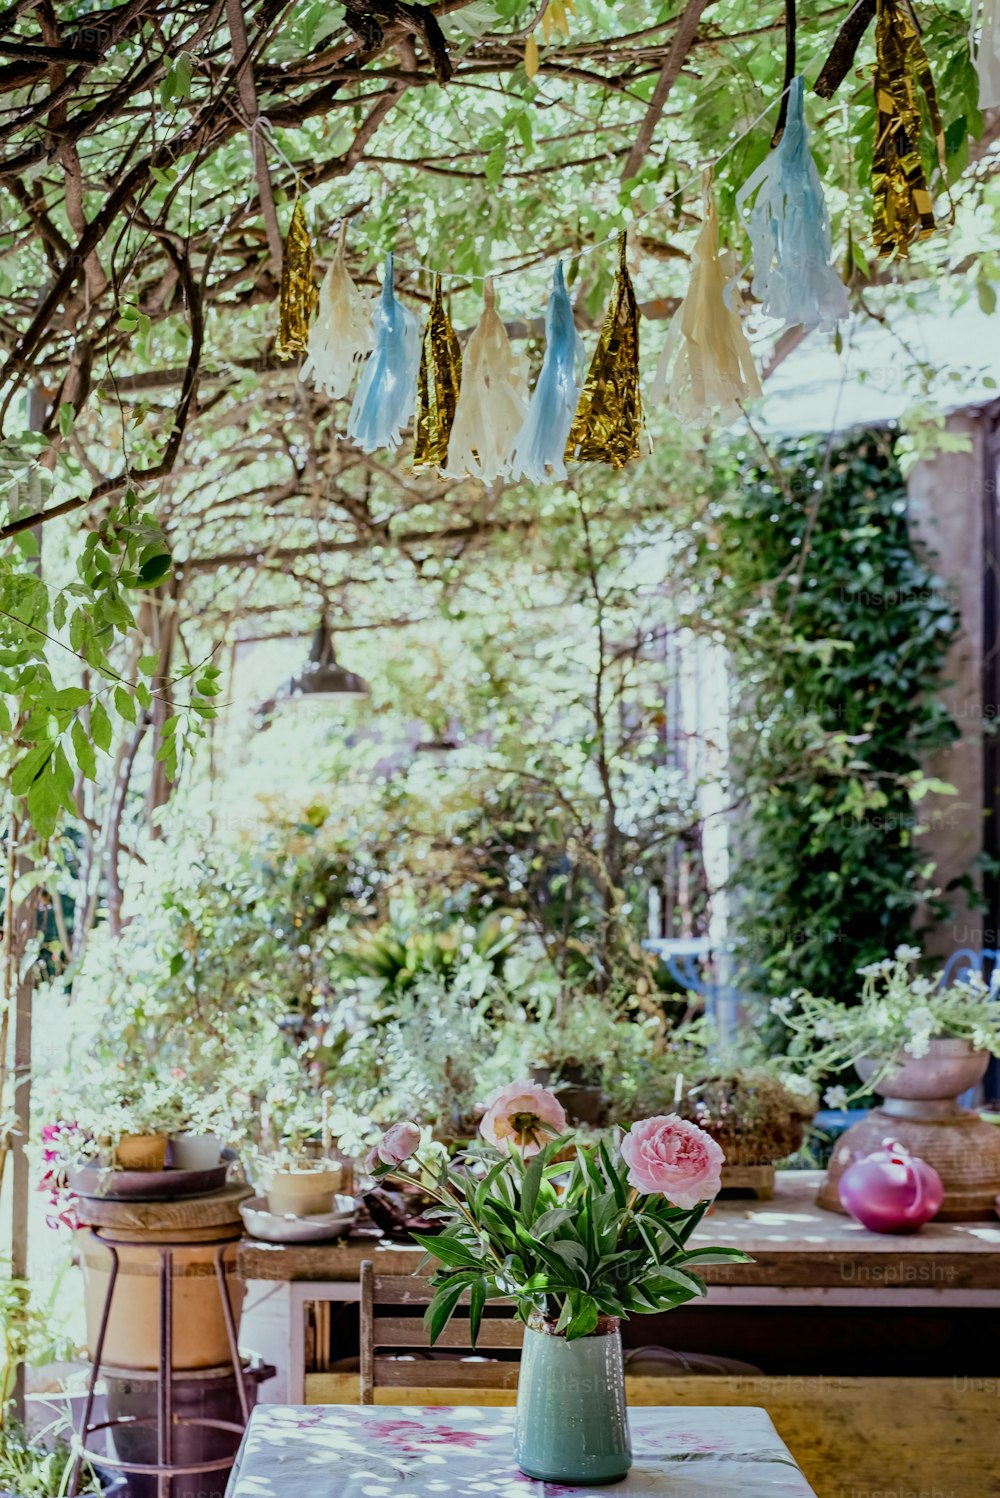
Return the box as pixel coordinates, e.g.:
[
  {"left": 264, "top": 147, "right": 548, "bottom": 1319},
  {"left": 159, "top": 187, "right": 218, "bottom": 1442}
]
[{"left": 702, "top": 430, "right": 959, "bottom": 1006}]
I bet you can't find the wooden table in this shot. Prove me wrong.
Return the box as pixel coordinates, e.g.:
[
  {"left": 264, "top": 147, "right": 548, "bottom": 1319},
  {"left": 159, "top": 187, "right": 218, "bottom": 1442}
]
[
  {"left": 223, "top": 1404, "right": 818, "bottom": 1497},
  {"left": 237, "top": 1171, "right": 1000, "bottom": 1399}
]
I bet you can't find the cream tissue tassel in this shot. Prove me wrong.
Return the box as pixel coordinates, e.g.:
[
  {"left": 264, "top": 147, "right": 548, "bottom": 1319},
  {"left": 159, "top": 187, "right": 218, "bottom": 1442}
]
[
  {"left": 446, "top": 279, "right": 529, "bottom": 481},
  {"left": 300, "top": 222, "right": 372, "bottom": 399}
]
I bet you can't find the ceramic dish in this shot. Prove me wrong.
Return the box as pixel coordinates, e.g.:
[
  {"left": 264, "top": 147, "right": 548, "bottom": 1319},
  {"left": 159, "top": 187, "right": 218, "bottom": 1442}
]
[
  {"left": 67, "top": 1153, "right": 235, "bottom": 1202},
  {"left": 240, "top": 1193, "right": 359, "bottom": 1243}
]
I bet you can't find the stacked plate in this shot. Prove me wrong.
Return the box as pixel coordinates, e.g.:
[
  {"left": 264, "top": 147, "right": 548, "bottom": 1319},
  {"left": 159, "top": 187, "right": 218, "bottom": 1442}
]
[{"left": 240, "top": 1193, "right": 359, "bottom": 1243}]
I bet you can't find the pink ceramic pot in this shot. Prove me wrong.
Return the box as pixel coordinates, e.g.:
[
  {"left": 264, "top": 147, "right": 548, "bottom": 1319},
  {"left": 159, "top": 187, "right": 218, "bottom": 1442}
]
[{"left": 838, "top": 1139, "right": 943, "bottom": 1234}]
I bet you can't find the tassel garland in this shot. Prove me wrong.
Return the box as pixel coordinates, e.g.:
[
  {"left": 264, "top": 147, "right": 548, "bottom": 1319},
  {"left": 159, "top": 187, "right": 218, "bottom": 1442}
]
[
  {"left": 301, "top": 222, "right": 372, "bottom": 398},
  {"left": 508, "top": 261, "right": 584, "bottom": 484},
  {"left": 651, "top": 177, "right": 761, "bottom": 427},
  {"left": 871, "top": 0, "right": 949, "bottom": 256},
  {"left": 413, "top": 277, "right": 463, "bottom": 470},
  {"left": 736, "top": 76, "right": 849, "bottom": 332},
  {"left": 276, "top": 198, "right": 318, "bottom": 359},
  {"left": 970, "top": 0, "right": 1000, "bottom": 109},
  {"left": 446, "top": 279, "right": 529, "bottom": 482},
  {"left": 347, "top": 253, "right": 421, "bottom": 453},
  {"left": 566, "top": 231, "right": 646, "bottom": 468}
]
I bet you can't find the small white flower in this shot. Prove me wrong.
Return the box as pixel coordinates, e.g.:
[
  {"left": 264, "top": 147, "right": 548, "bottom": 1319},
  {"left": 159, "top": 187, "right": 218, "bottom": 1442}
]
[
  {"left": 894, "top": 944, "right": 921, "bottom": 963},
  {"left": 905, "top": 1005, "right": 936, "bottom": 1034},
  {"left": 814, "top": 1017, "right": 838, "bottom": 1040},
  {"left": 824, "top": 1086, "right": 849, "bottom": 1111},
  {"left": 769, "top": 996, "right": 794, "bottom": 1018}
]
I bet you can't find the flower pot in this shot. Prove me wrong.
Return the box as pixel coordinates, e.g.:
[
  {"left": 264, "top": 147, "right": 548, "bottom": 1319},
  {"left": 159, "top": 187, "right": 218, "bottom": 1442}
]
[
  {"left": 169, "top": 1133, "right": 222, "bottom": 1171},
  {"left": 264, "top": 1165, "right": 340, "bottom": 1217},
  {"left": 79, "top": 1223, "right": 245, "bottom": 1371},
  {"left": 514, "top": 1318, "right": 631, "bottom": 1484},
  {"left": 115, "top": 1133, "right": 168, "bottom": 1171},
  {"left": 856, "top": 1038, "right": 989, "bottom": 1107},
  {"left": 819, "top": 1040, "right": 1000, "bottom": 1219}
]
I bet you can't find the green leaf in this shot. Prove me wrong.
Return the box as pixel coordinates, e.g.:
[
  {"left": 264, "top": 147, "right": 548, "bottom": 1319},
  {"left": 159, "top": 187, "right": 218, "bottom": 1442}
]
[
  {"left": 137, "top": 553, "right": 172, "bottom": 588},
  {"left": 90, "top": 699, "right": 113, "bottom": 752},
  {"left": 27, "top": 770, "right": 59, "bottom": 839},
  {"left": 565, "top": 1293, "right": 600, "bottom": 1341},
  {"left": 11, "top": 742, "right": 54, "bottom": 797},
  {"left": 424, "top": 1282, "right": 467, "bottom": 1346},
  {"left": 138, "top": 653, "right": 160, "bottom": 675},
  {"left": 115, "top": 685, "right": 137, "bottom": 722},
  {"left": 468, "top": 1277, "right": 486, "bottom": 1348},
  {"left": 519, "top": 1149, "right": 546, "bottom": 1223},
  {"left": 71, "top": 718, "right": 97, "bottom": 781}
]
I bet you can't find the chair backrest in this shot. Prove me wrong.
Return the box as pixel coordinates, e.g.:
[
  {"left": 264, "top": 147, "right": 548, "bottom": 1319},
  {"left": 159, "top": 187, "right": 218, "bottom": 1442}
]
[{"left": 359, "top": 1260, "right": 523, "bottom": 1403}]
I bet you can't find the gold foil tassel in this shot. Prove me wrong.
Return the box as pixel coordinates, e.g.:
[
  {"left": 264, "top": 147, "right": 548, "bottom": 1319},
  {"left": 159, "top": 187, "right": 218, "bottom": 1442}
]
[
  {"left": 412, "top": 276, "right": 462, "bottom": 470},
  {"left": 872, "top": 0, "right": 951, "bottom": 256},
  {"left": 277, "top": 198, "right": 318, "bottom": 359},
  {"left": 566, "top": 231, "right": 646, "bottom": 468}
]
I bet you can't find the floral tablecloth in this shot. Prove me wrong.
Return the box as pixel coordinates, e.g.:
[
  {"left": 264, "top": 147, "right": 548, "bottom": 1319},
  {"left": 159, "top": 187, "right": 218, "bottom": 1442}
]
[{"left": 223, "top": 1405, "right": 817, "bottom": 1497}]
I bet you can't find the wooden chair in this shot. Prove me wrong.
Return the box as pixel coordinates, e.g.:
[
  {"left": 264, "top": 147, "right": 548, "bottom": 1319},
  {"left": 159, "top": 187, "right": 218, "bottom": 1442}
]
[{"left": 359, "top": 1260, "right": 523, "bottom": 1404}]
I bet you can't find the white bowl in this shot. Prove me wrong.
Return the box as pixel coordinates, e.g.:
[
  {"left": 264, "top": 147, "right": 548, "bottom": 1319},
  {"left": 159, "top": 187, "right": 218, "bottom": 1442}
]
[{"left": 239, "top": 1194, "right": 358, "bottom": 1244}]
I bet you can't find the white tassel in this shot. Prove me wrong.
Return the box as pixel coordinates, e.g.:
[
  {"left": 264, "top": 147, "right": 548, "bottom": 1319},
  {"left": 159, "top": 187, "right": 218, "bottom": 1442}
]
[
  {"left": 651, "top": 178, "right": 761, "bottom": 428},
  {"left": 445, "top": 279, "right": 529, "bottom": 481},
  {"left": 971, "top": 0, "right": 1000, "bottom": 109},
  {"left": 300, "top": 222, "right": 372, "bottom": 400}
]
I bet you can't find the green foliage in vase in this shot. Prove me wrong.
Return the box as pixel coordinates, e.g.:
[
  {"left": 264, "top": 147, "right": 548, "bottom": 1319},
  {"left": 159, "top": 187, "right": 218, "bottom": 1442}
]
[
  {"left": 377, "top": 1134, "right": 750, "bottom": 1343},
  {"left": 701, "top": 431, "right": 959, "bottom": 1006}
]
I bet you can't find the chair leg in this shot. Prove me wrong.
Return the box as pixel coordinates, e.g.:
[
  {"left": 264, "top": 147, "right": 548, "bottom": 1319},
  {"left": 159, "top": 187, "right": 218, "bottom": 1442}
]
[{"left": 215, "top": 1245, "right": 251, "bottom": 1422}]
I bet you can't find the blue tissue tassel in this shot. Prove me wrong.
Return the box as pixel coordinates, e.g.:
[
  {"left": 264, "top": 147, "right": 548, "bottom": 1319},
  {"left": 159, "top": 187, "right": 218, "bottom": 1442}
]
[
  {"left": 735, "top": 76, "right": 848, "bottom": 332},
  {"left": 508, "top": 261, "right": 583, "bottom": 483},
  {"left": 347, "top": 253, "right": 421, "bottom": 452}
]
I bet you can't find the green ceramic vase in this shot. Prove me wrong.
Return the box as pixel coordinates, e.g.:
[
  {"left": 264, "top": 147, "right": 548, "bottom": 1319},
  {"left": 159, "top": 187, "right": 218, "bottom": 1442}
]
[{"left": 514, "top": 1318, "right": 632, "bottom": 1484}]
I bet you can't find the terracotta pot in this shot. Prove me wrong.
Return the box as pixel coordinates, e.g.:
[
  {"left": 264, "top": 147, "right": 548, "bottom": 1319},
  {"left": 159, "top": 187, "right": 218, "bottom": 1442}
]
[
  {"left": 264, "top": 1165, "right": 341, "bottom": 1217},
  {"left": 856, "top": 1038, "right": 989, "bottom": 1106},
  {"left": 115, "top": 1134, "right": 168, "bottom": 1171},
  {"left": 79, "top": 1223, "right": 244, "bottom": 1371}
]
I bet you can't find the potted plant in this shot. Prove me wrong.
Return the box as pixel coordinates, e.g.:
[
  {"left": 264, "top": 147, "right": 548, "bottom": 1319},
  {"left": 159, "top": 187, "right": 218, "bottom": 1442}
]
[
  {"left": 524, "top": 993, "right": 645, "bottom": 1127},
  {"left": 165, "top": 1079, "right": 226, "bottom": 1171},
  {"left": 366, "top": 1079, "right": 750, "bottom": 1484},
  {"left": 773, "top": 945, "right": 1000, "bottom": 1216},
  {"left": 253, "top": 1088, "right": 345, "bottom": 1217},
  {"left": 773, "top": 946, "right": 1000, "bottom": 1101},
  {"left": 676, "top": 1067, "right": 817, "bottom": 1169}
]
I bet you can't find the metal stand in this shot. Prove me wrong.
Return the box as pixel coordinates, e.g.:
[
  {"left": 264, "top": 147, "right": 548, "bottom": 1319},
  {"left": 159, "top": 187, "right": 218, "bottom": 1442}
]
[{"left": 69, "top": 1228, "right": 250, "bottom": 1498}]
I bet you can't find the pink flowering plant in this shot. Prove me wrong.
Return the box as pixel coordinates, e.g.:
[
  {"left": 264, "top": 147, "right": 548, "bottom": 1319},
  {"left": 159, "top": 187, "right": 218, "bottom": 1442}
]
[{"left": 366, "top": 1079, "right": 751, "bottom": 1342}]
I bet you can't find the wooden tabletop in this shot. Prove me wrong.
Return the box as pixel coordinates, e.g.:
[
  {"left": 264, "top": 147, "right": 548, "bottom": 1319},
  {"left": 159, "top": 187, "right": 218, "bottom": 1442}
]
[{"left": 237, "top": 1171, "right": 1000, "bottom": 1290}]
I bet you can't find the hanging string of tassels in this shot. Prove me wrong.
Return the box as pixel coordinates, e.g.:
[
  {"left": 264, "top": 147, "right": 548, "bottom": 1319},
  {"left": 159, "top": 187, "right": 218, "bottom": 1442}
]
[
  {"left": 446, "top": 279, "right": 529, "bottom": 481},
  {"left": 268, "top": 12, "right": 974, "bottom": 475},
  {"left": 301, "top": 221, "right": 372, "bottom": 397},
  {"left": 346, "top": 253, "right": 421, "bottom": 452},
  {"left": 566, "top": 231, "right": 647, "bottom": 468},
  {"left": 651, "top": 173, "right": 762, "bottom": 428},
  {"left": 412, "top": 277, "right": 463, "bottom": 470},
  {"left": 970, "top": 0, "right": 1000, "bottom": 109},
  {"left": 871, "top": 0, "right": 951, "bottom": 256},
  {"left": 736, "top": 76, "right": 848, "bottom": 332}
]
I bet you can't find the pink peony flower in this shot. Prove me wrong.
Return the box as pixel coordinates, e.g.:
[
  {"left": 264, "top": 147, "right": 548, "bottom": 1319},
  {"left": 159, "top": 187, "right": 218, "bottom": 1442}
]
[
  {"left": 479, "top": 1080, "right": 567, "bottom": 1157},
  {"left": 620, "top": 1113, "right": 724, "bottom": 1208},
  {"left": 377, "top": 1121, "right": 421, "bottom": 1167}
]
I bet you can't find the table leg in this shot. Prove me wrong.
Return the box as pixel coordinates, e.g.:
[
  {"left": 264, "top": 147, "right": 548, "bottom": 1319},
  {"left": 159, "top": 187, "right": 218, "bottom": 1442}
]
[
  {"left": 158, "top": 1247, "right": 173, "bottom": 1498},
  {"left": 68, "top": 1234, "right": 119, "bottom": 1498}
]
